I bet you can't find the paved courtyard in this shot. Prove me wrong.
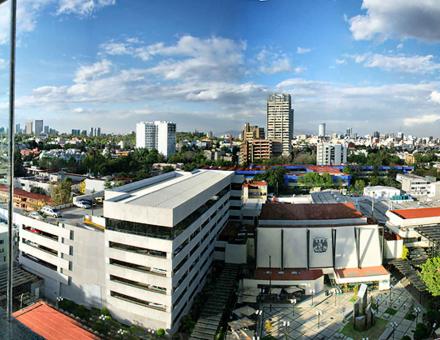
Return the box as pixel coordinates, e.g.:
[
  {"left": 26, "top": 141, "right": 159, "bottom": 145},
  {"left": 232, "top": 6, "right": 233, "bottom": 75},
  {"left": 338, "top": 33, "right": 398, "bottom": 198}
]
[{"left": 259, "top": 281, "right": 424, "bottom": 340}]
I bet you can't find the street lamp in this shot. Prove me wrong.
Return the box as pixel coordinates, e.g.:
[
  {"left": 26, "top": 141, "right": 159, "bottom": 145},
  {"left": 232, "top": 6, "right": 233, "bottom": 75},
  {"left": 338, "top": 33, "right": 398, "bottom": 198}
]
[
  {"left": 289, "top": 298, "right": 296, "bottom": 316},
  {"left": 311, "top": 288, "right": 315, "bottom": 306},
  {"left": 333, "top": 288, "right": 337, "bottom": 306},
  {"left": 255, "top": 309, "right": 263, "bottom": 338},
  {"left": 316, "top": 310, "right": 322, "bottom": 328},
  {"left": 389, "top": 284, "right": 393, "bottom": 306},
  {"left": 391, "top": 321, "right": 398, "bottom": 340}
]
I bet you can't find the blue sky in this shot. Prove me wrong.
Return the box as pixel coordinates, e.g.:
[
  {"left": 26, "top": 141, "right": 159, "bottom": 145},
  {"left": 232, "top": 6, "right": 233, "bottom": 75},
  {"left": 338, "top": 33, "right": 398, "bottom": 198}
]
[{"left": 1, "top": 0, "right": 440, "bottom": 136}]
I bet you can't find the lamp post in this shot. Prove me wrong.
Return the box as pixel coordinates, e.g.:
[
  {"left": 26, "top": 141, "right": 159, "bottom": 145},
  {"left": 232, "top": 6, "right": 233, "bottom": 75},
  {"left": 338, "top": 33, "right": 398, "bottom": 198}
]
[
  {"left": 389, "top": 284, "right": 393, "bottom": 306},
  {"left": 289, "top": 298, "right": 296, "bottom": 317},
  {"left": 255, "top": 309, "right": 263, "bottom": 338},
  {"left": 316, "top": 310, "right": 322, "bottom": 328},
  {"left": 333, "top": 288, "right": 337, "bottom": 306},
  {"left": 282, "top": 320, "right": 290, "bottom": 340},
  {"left": 311, "top": 289, "right": 315, "bottom": 306}
]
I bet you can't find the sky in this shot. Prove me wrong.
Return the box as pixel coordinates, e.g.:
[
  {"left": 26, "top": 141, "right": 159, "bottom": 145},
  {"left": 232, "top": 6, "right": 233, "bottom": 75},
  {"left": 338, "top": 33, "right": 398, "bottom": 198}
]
[{"left": 1, "top": 0, "right": 440, "bottom": 136}]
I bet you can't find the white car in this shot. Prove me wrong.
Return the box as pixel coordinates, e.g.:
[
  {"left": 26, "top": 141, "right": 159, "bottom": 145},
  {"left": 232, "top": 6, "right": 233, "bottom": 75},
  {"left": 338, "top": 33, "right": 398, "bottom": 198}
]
[
  {"left": 29, "top": 211, "right": 44, "bottom": 220},
  {"left": 74, "top": 200, "right": 92, "bottom": 209},
  {"left": 40, "top": 206, "right": 62, "bottom": 218}
]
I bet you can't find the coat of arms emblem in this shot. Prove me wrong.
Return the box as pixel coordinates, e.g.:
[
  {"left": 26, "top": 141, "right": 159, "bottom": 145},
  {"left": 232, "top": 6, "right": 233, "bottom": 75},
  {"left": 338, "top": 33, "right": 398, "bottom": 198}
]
[{"left": 313, "top": 237, "right": 328, "bottom": 253}]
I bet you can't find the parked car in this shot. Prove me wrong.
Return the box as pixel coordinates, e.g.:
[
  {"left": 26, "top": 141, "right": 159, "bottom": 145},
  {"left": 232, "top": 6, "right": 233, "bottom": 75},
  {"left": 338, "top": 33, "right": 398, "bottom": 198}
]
[
  {"left": 74, "top": 200, "right": 92, "bottom": 209},
  {"left": 40, "top": 206, "right": 62, "bottom": 218},
  {"left": 29, "top": 211, "right": 44, "bottom": 220}
]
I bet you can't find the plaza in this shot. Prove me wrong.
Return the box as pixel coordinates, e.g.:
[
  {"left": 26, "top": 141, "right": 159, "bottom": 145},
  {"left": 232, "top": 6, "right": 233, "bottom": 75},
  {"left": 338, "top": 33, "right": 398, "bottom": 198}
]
[{"left": 251, "top": 279, "right": 424, "bottom": 340}]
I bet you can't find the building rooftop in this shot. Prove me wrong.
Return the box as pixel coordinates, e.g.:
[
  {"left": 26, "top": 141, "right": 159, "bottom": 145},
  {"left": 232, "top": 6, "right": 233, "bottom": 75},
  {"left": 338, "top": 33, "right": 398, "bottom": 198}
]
[
  {"left": 106, "top": 170, "right": 233, "bottom": 209},
  {"left": 389, "top": 206, "right": 440, "bottom": 220},
  {"left": 335, "top": 266, "right": 389, "bottom": 279},
  {"left": 259, "top": 202, "right": 364, "bottom": 221},
  {"left": 0, "top": 184, "right": 52, "bottom": 203},
  {"left": 12, "top": 301, "right": 97, "bottom": 340}
]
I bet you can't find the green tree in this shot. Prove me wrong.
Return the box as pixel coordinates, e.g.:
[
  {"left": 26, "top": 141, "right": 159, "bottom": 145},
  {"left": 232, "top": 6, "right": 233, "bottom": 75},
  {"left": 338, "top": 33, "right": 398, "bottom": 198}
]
[
  {"left": 353, "top": 179, "right": 366, "bottom": 193},
  {"left": 14, "top": 151, "right": 26, "bottom": 177},
  {"left": 51, "top": 179, "right": 72, "bottom": 205},
  {"left": 420, "top": 256, "right": 440, "bottom": 296}
]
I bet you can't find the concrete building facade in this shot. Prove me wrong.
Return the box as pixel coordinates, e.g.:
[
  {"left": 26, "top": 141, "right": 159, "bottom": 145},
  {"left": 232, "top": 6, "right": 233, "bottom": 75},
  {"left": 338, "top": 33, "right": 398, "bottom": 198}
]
[
  {"left": 316, "top": 143, "right": 347, "bottom": 166},
  {"left": 267, "top": 93, "right": 294, "bottom": 156},
  {"left": 136, "top": 121, "right": 176, "bottom": 158}
]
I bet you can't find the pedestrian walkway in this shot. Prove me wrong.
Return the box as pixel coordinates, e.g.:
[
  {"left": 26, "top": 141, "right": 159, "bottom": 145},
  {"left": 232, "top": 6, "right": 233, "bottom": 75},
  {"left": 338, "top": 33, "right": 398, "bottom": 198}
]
[
  {"left": 260, "top": 280, "right": 424, "bottom": 339},
  {"left": 190, "top": 264, "right": 240, "bottom": 340}
]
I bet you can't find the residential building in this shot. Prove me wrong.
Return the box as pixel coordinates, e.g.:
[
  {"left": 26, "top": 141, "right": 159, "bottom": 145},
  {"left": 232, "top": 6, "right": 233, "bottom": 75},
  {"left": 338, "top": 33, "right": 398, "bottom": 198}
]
[
  {"left": 316, "top": 143, "right": 347, "bottom": 165},
  {"left": 0, "top": 184, "right": 52, "bottom": 211},
  {"left": 43, "top": 125, "right": 49, "bottom": 134},
  {"left": 136, "top": 121, "right": 176, "bottom": 157},
  {"left": 71, "top": 129, "right": 81, "bottom": 136},
  {"left": 242, "top": 123, "right": 265, "bottom": 141},
  {"left": 363, "top": 186, "right": 401, "bottom": 200},
  {"left": 243, "top": 202, "right": 390, "bottom": 294},
  {"left": 318, "top": 123, "right": 326, "bottom": 138},
  {"left": 267, "top": 93, "right": 294, "bottom": 156},
  {"left": 239, "top": 139, "right": 281, "bottom": 165},
  {"left": 34, "top": 120, "right": 43, "bottom": 136},
  {"left": 25, "top": 121, "right": 33, "bottom": 135}
]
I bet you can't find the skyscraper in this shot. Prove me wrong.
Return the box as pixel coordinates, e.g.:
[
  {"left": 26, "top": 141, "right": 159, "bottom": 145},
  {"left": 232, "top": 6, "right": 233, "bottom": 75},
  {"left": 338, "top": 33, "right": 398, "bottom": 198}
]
[
  {"left": 25, "top": 121, "right": 33, "bottom": 135},
  {"left": 136, "top": 121, "right": 176, "bottom": 157},
  {"left": 34, "top": 120, "right": 43, "bottom": 136},
  {"left": 266, "top": 93, "right": 294, "bottom": 156},
  {"left": 318, "top": 123, "right": 326, "bottom": 138}
]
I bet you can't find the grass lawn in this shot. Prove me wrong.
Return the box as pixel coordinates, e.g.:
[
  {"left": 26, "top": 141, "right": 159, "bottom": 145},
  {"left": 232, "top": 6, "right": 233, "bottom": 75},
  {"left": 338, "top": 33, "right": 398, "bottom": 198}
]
[{"left": 340, "top": 318, "right": 388, "bottom": 340}]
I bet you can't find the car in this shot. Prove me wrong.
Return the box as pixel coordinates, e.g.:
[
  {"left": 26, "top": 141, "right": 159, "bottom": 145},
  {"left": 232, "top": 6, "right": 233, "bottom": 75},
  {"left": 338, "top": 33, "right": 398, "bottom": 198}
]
[
  {"left": 29, "top": 211, "right": 44, "bottom": 220},
  {"left": 40, "top": 206, "right": 62, "bottom": 218},
  {"left": 74, "top": 200, "right": 92, "bottom": 209}
]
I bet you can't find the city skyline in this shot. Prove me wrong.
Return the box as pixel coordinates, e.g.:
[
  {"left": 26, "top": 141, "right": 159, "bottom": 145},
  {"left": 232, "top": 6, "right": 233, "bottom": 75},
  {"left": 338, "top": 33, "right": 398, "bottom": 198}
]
[{"left": 0, "top": 1, "right": 440, "bottom": 136}]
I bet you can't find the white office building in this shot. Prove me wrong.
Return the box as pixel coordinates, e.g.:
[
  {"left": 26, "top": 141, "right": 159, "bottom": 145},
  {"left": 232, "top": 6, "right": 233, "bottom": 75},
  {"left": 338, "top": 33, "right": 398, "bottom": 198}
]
[
  {"left": 316, "top": 142, "right": 347, "bottom": 165},
  {"left": 267, "top": 93, "right": 294, "bottom": 156},
  {"left": 136, "top": 121, "right": 176, "bottom": 158},
  {"left": 12, "top": 169, "right": 243, "bottom": 334}
]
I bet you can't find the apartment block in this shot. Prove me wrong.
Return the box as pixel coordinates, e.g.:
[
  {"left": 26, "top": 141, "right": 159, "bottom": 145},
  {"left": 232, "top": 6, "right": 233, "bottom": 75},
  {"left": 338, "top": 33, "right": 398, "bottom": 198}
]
[
  {"left": 136, "top": 121, "right": 176, "bottom": 158},
  {"left": 241, "top": 123, "right": 265, "bottom": 141},
  {"left": 266, "top": 93, "right": 294, "bottom": 156},
  {"left": 239, "top": 139, "right": 282, "bottom": 165},
  {"left": 316, "top": 143, "right": 347, "bottom": 165}
]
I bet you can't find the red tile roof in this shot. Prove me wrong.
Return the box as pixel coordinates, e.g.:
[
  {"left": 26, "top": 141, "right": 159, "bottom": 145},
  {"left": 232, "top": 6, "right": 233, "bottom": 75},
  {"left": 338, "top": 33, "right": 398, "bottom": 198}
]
[
  {"left": 255, "top": 268, "right": 323, "bottom": 281},
  {"left": 335, "top": 266, "right": 389, "bottom": 279},
  {"left": 306, "top": 165, "right": 343, "bottom": 174},
  {"left": 0, "top": 184, "right": 52, "bottom": 202},
  {"left": 243, "top": 181, "right": 267, "bottom": 187},
  {"left": 390, "top": 207, "right": 440, "bottom": 219},
  {"left": 12, "top": 301, "right": 98, "bottom": 340},
  {"left": 260, "top": 202, "right": 364, "bottom": 221}
]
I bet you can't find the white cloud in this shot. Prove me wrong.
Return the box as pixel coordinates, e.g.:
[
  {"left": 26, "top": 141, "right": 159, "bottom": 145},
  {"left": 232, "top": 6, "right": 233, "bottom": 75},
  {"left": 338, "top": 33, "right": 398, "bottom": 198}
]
[
  {"left": 335, "top": 58, "right": 346, "bottom": 65},
  {"left": 351, "top": 53, "right": 440, "bottom": 74},
  {"left": 0, "top": 58, "right": 5, "bottom": 69},
  {"left": 397, "top": 43, "right": 404, "bottom": 49},
  {"left": 276, "top": 78, "right": 440, "bottom": 134},
  {"left": 256, "top": 48, "right": 293, "bottom": 74},
  {"left": 404, "top": 114, "right": 440, "bottom": 126},
  {"left": 74, "top": 59, "right": 112, "bottom": 83},
  {"left": 102, "top": 35, "right": 246, "bottom": 81},
  {"left": 56, "top": 0, "right": 115, "bottom": 16},
  {"left": 297, "top": 47, "right": 311, "bottom": 54},
  {"left": 349, "top": 0, "right": 440, "bottom": 42},
  {"left": 0, "top": 0, "right": 116, "bottom": 45},
  {"left": 431, "top": 91, "right": 440, "bottom": 104}
]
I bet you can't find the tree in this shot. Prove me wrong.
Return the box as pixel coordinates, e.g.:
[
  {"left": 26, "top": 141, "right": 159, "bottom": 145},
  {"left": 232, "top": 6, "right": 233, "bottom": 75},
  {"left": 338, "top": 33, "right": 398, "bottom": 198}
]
[
  {"left": 51, "top": 179, "right": 72, "bottom": 205},
  {"left": 14, "top": 151, "right": 26, "bottom": 177},
  {"left": 420, "top": 256, "right": 440, "bottom": 296},
  {"left": 353, "top": 179, "right": 365, "bottom": 193}
]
